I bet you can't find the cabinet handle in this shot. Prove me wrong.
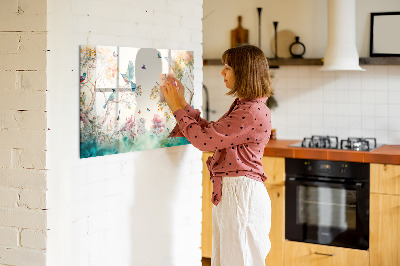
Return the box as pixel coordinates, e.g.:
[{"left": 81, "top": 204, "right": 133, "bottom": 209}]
[{"left": 314, "top": 252, "right": 335, "bottom": 257}]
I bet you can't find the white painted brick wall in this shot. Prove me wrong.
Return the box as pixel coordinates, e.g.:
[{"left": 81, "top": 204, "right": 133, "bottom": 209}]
[
  {"left": 0, "top": 227, "right": 19, "bottom": 247},
  {"left": 21, "top": 229, "right": 47, "bottom": 250},
  {"left": 0, "top": 0, "right": 47, "bottom": 265}
]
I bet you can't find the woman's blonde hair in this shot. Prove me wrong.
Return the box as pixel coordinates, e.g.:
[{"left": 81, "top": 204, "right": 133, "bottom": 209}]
[{"left": 221, "top": 44, "right": 273, "bottom": 99}]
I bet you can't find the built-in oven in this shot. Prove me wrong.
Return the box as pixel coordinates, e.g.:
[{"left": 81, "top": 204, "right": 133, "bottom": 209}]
[{"left": 285, "top": 158, "right": 370, "bottom": 250}]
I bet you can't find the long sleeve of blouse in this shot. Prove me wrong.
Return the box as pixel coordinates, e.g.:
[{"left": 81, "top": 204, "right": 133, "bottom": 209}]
[
  {"left": 168, "top": 104, "right": 210, "bottom": 138},
  {"left": 172, "top": 97, "right": 271, "bottom": 206},
  {"left": 173, "top": 105, "right": 256, "bottom": 152}
]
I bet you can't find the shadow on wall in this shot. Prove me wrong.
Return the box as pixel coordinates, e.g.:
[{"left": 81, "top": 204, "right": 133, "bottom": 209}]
[{"left": 129, "top": 144, "right": 187, "bottom": 265}]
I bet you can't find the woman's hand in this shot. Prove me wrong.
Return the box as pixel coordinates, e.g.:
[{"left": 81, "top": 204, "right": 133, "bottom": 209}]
[
  {"left": 161, "top": 76, "right": 185, "bottom": 113},
  {"left": 168, "top": 74, "right": 187, "bottom": 108}
]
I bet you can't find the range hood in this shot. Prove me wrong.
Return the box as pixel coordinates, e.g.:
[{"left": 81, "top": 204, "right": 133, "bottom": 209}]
[{"left": 320, "top": 0, "right": 365, "bottom": 71}]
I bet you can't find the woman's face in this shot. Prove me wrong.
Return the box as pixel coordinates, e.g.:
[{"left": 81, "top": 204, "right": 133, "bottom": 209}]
[{"left": 220, "top": 64, "right": 235, "bottom": 89}]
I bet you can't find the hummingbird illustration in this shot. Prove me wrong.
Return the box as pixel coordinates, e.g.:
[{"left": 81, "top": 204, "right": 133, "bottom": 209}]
[
  {"left": 80, "top": 73, "right": 86, "bottom": 83},
  {"left": 120, "top": 61, "right": 137, "bottom": 91},
  {"left": 103, "top": 89, "right": 116, "bottom": 109}
]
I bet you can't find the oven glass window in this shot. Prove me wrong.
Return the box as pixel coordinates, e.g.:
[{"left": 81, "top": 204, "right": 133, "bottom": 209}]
[{"left": 297, "top": 186, "right": 356, "bottom": 230}]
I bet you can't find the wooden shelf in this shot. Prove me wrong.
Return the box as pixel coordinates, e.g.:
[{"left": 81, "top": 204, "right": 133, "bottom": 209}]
[
  {"left": 359, "top": 57, "right": 400, "bottom": 65},
  {"left": 203, "top": 57, "right": 400, "bottom": 67},
  {"left": 203, "top": 58, "right": 323, "bottom": 67}
]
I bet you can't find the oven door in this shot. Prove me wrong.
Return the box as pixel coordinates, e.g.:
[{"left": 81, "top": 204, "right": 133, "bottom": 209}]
[{"left": 285, "top": 177, "right": 369, "bottom": 250}]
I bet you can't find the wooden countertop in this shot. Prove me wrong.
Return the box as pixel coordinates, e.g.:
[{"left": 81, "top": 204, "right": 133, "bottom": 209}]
[{"left": 263, "top": 139, "right": 400, "bottom": 165}]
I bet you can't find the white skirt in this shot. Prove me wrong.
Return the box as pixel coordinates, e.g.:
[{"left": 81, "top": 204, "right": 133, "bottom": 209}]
[{"left": 212, "top": 176, "right": 271, "bottom": 266}]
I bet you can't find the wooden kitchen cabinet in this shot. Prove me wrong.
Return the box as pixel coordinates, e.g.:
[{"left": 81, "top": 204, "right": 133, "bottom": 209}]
[
  {"left": 264, "top": 184, "right": 285, "bottom": 266},
  {"left": 370, "top": 163, "right": 400, "bottom": 195},
  {"left": 202, "top": 152, "right": 214, "bottom": 258},
  {"left": 370, "top": 193, "right": 400, "bottom": 266},
  {"left": 261, "top": 156, "right": 285, "bottom": 186},
  {"left": 370, "top": 163, "right": 400, "bottom": 266},
  {"left": 284, "top": 241, "right": 369, "bottom": 266},
  {"left": 262, "top": 156, "right": 285, "bottom": 266}
]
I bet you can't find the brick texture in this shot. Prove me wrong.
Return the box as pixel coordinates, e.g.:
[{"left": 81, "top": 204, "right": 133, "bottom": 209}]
[{"left": 0, "top": 0, "right": 47, "bottom": 264}]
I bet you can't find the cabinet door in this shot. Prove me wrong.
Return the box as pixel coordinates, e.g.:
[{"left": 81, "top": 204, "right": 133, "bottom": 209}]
[
  {"left": 370, "top": 163, "right": 400, "bottom": 195},
  {"left": 370, "top": 193, "right": 400, "bottom": 266},
  {"left": 202, "top": 152, "right": 213, "bottom": 258},
  {"left": 264, "top": 185, "right": 284, "bottom": 266},
  {"left": 261, "top": 156, "right": 285, "bottom": 185},
  {"left": 284, "top": 241, "right": 369, "bottom": 266}
]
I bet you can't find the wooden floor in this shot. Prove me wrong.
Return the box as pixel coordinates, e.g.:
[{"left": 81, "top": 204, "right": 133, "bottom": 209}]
[{"left": 202, "top": 257, "right": 211, "bottom": 266}]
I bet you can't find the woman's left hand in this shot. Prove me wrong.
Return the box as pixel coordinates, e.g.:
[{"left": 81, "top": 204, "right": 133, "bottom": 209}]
[{"left": 160, "top": 76, "right": 185, "bottom": 113}]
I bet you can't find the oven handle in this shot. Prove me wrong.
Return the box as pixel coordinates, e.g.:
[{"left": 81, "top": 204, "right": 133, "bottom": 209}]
[
  {"left": 286, "top": 177, "right": 364, "bottom": 189},
  {"left": 313, "top": 252, "right": 335, "bottom": 257}
]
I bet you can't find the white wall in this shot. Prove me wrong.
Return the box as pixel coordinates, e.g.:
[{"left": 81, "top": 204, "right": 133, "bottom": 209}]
[
  {"left": 46, "top": 0, "right": 203, "bottom": 265},
  {"left": 203, "top": 0, "right": 400, "bottom": 58},
  {"left": 0, "top": 0, "right": 48, "bottom": 265},
  {"left": 203, "top": 0, "right": 400, "bottom": 145}
]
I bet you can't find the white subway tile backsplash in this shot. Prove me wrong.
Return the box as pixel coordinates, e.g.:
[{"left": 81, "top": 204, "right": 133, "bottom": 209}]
[
  {"left": 388, "top": 65, "right": 400, "bottom": 76},
  {"left": 375, "top": 104, "right": 389, "bottom": 117},
  {"left": 336, "top": 103, "right": 349, "bottom": 116},
  {"left": 388, "top": 76, "right": 400, "bottom": 91},
  {"left": 388, "top": 104, "right": 400, "bottom": 117},
  {"left": 323, "top": 103, "right": 336, "bottom": 115},
  {"left": 348, "top": 90, "right": 362, "bottom": 103},
  {"left": 286, "top": 77, "right": 299, "bottom": 89},
  {"left": 374, "top": 90, "right": 388, "bottom": 104},
  {"left": 298, "top": 67, "right": 311, "bottom": 78},
  {"left": 349, "top": 128, "right": 362, "bottom": 137},
  {"left": 348, "top": 71, "right": 362, "bottom": 90},
  {"left": 374, "top": 77, "right": 388, "bottom": 91},
  {"left": 348, "top": 116, "right": 362, "bottom": 129},
  {"left": 374, "top": 65, "right": 388, "bottom": 77},
  {"left": 298, "top": 77, "right": 311, "bottom": 89},
  {"left": 362, "top": 116, "right": 375, "bottom": 130},
  {"left": 388, "top": 91, "right": 400, "bottom": 104},
  {"left": 362, "top": 90, "right": 375, "bottom": 104},
  {"left": 323, "top": 87, "right": 336, "bottom": 103},
  {"left": 335, "top": 73, "right": 349, "bottom": 90},
  {"left": 361, "top": 129, "right": 375, "bottom": 138},
  {"left": 336, "top": 115, "right": 348, "bottom": 129},
  {"left": 375, "top": 117, "right": 389, "bottom": 129},
  {"left": 388, "top": 131, "right": 400, "bottom": 143},
  {"left": 336, "top": 90, "right": 349, "bottom": 103},
  {"left": 374, "top": 130, "right": 389, "bottom": 144},
  {"left": 285, "top": 66, "right": 298, "bottom": 77},
  {"left": 204, "top": 65, "right": 400, "bottom": 144},
  {"left": 361, "top": 104, "right": 375, "bottom": 116},
  {"left": 389, "top": 117, "right": 400, "bottom": 131}
]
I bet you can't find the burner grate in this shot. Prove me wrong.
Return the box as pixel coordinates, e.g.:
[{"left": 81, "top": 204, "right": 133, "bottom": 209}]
[
  {"left": 301, "top": 135, "right": 339, "bottom": 149},
  {"left": 340, "top": 137, "right": 377, "bottom": 151}
]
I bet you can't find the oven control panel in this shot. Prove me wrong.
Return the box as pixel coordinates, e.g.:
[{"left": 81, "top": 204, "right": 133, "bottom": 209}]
[{"left": 286, "top": 158, "right": 369, "bottom": 180}]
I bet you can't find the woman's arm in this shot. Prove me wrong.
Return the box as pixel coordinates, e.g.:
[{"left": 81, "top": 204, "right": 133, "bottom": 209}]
[{"left": 172, "top": 106, "right": 257, "bottom": 152}]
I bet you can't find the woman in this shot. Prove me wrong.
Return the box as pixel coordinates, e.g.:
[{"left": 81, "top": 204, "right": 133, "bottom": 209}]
[{"left": 162, "top": 44, "right": 273, "bottom": 266}]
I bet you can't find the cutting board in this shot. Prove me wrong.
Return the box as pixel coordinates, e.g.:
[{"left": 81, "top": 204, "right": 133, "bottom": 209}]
[{"left": 231, "top": 16, "right": 249, "bottom": 48}]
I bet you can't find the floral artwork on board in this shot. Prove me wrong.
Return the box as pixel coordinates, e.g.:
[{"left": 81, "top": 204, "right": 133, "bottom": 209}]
[{"left": 79, "top": 45, "right": 194, "bottom": 158}]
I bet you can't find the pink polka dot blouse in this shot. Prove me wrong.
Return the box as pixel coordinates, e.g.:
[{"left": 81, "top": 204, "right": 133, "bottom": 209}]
[{"left": 169, "top": 97, "right": 271, "bottom": 206}]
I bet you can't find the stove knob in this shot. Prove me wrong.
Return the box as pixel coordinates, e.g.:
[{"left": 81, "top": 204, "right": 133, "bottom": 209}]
[{"left": 340, "top": 164, "right": 347, "bottom": 174}]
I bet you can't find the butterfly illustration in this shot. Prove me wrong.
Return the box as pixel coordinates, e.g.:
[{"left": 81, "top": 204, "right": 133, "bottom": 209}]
[
  {"left": 80, "top": 73, "right": 86, "bottom": 83},
  {"left": 142, "top": 64, "right": 146, "bottom": 70},
  {"left": 113, "top": 51, "right": 118, "bottom": 57},
  {"left": 158, "top": 53, "right": 162, "bottom": 58},
  {"left": 120, "top": 61, "right": 137, "bottom": 91},
  {"left": 138, "top": 110, "right": 141, "bottom": 114},
  {"left": 147, "top": 108, "right": 150, "bottom": 111}
]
